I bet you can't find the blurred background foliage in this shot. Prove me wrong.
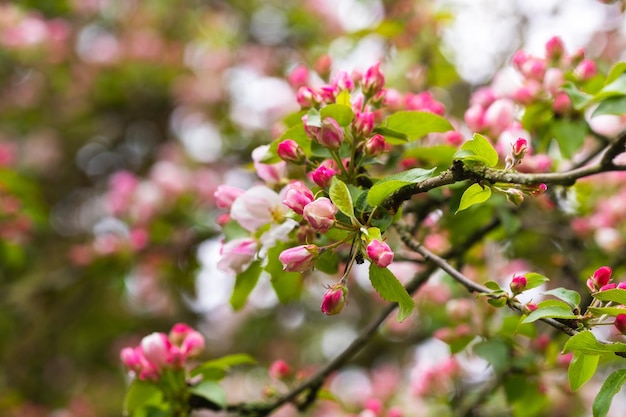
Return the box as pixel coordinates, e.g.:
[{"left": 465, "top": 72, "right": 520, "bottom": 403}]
[{"left": 1, "top": 0, "right": 626, "bottom": 416}]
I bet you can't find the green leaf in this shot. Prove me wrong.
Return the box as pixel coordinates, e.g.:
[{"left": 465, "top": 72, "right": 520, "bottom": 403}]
[
  {"left": 264, "top": 123, "right": 310, "bottom": 164},
  {"left": 382, "top": 111, "right": 453, "bottom": 141},
  {"left": 404, "top": 145, "right": 457, "bottom": 168},
  {"left": 606, "top": 62, "right": 626, "bottom": 84},
  {"left": 524, "top": 272, "right": 550, "bottom": 291},
  {"left": 336, "top": 89, "right": 351, "bottom": 106},
  {"left": 124, "top": 380, "right": 162, "bottom": 414},
  {"left": 592, "top": 96, "right": 626, "bottom": 116},
  {"left": 593, "top": 289, "right": 626, "bottom": 305},
  {"left": 537, "top": 299, "right": 573, "bottom": 310},
  {"left": 369, "top": 263, "right": 415, "bottom": 322},
  {"left": 568, "top": 351, "right": 599, "bottom": 391},
  {"left": 456, "top": 183, "right": 492, "bottom": 213},
  {"left": 562, "top": 82, "right": 593, "bottom": 110},
  {"left": 550, "top": 119, "right": 588, "bottom": 159},
  {"left": 592, "top": 369, "right": 626, "bottom": 417},
  {"left": 372, "top": 126, "right": 408, "bottom": 143},
  {"left": 521, "top": 305, "right": 576, "bottom": 323},
  {"left": 474, "top": 338, "right": 510, "bottom": 374},
  {"left": 265, "top": 243, "right": 302, "bottom": 303},
  {"left": 230, "top": 261, "right": 262, "bottom": 311},
  {"left": 305, "top": 108, "right": 321, "bottom": 127},
  {"left": 315, "top": 249, "right": 339, "bottom": 274},
  {"left": 588, "top": 307, "right": 626, "bottom": 317},
  {"left": 563, "top": 330, "right": 626, "bottom": 355},
  {"left": 330, "top": 177, "right": 355, "bottom": 219},
  {"left": 188, "top": 380, "right": 227, "bottom": 409},
  {"left": 198, "top": 354, "right": 256, "bottom": 370},
  {"left": 543, "top": 287, "right": 581, "bottom": 309},
  {"left": 320, "top": 104, "right": 354, "bottom": 126},
  {"left": 484, "top": 281, "right": 503, "bottom": 291},
  {"left": 594, "top": 73, "right": 626, "bottom": 101},
  {"left": 454, "top": 133, "right": 499, "bottom": 167},
  {"left": 366, "top": 167, "right": 436, "bottom": 207}
]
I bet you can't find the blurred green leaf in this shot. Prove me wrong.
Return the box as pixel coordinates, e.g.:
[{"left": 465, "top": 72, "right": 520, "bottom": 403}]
[
  {"left": 188, "top": 381, "right": 227, "bottom": 409},
  {"left": 592, "top": 96, "right": 626, "bottom": 116},
  {"left": 474, "top": 338, "right": 509, "bottom": 374},
  {"left": 124, "top": 380, "right": 163, "bottom": 414},
  {"left": 266, "top": 243, "right": 303, "bottom": 303},
  {"left": 550, "top": 119, "right": 588, "bottom": 159},
  {"left": 606, "top": 62, "right": 626, "bottom": 84},
  {"left": 230, "top": 261, "right": 262, "bottom": 311},
  {"left": 562, "top": 82, "right": 593, "bottom": 110}
]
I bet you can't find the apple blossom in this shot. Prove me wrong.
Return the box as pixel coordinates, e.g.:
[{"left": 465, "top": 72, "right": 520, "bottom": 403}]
[
  {"left": 278, "top": 244, "right": 319, "bottom": 272},
  {"left": 303, "top": 197, "right": 336, "bottom": 232},
  {"left": 282, "top": 181, "right": 314, "bottom": 215},
  {"left": 217, "top": 237, "right": 258, "bottom": 276}
]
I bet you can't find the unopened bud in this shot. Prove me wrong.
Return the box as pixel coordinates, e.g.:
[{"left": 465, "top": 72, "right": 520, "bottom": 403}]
[
  {"left": 321, "top": 283, "right": 348, "bottom": 315},
  {"left": 316, "top": 117, "right": 344, "bottom": 149},
  {"left": 282, "top": 180, "right": 314, "bottom": 215},
  {"left": 366, "top": 239, "right": 394, "bottom": 268},
  {"left": 353, "top": 111, "right": 374, "bottom": 137},
  {"left": 575, "top": 59, "right": 597, "bottom": 81},
  {"left": 311, "top": 164, "right": 336, "bottom": 188},
  {"left": 269, "top": 360, "right": 292, "bottom": 379},
  {"left": 510, "top": 275, "right": 527, "bottom": 294},
  {"left": 277, "top": 139, "right": 306, "bottom": 164},
  {"left": 278, "top": 244, "right": 319, "bottom": 272},
  {"left": 593, "top": 266, "right": 613, "bottom": 288},
  {"left": 545, "top": 36, "right": 565, "bottom": 63},
  {"left": 296, "top": 86, "right": 320, "bottom": 108},
  {"left": 362, "top": 62, "right": 385, "bottom": 96},
  {"left": 303, "top": 198, "right": 336, "bottom": 232},
  {"left": 364, "top": 134, "right": 389, "bottom": 156}
]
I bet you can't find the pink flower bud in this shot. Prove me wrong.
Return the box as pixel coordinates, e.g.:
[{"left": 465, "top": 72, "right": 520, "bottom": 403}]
[
  {"left": 321, "top": 283, "right": 348, "bottom": 315},
  {"left": 214, "top": 185, "right": 245, "bottom": 209},
  {"left": 511, "top": 50, "right": 529, "bottom": 70},
  {"left": 287, "top": 64, "right": 309, "bottom": 88},
  {"left": 470, "top": 87, "right": 496, "bottom": 108},
  {"left": 319, "top": 84, "right": 337, "bottom": 103},
  {"left": 282, "top": 181, "right": 314, "bottom": 215},
  {"left": 543, "top": 68, "right": 565, "bottom": 94},
  {"left": 362, "top": 62, "right": 385, "bottom": 96},
  {"left": 526, "top": 302, "right": 538, "bottom": 312},
  {"left": 365, "top": 134, "right": 389, "bottom": 156},
  {"left": 316, "top": 117, "right": 344, "bottom": 149},
  {"left": 296, "top": 86, "right": 320, "bottom": 108},
  {"left": 484, "top": 99, "right": 515, "bottom": 137},
  {"left": 278, "top": 244, "right": 319, "bottom": 272},
  {"left": 252, "top": 145, "right": 286, "bottom": 184},
  {"left": 315, "top": 54, "right": 332, "bottom": 78},
  {"left": 269, "top": 360, "right": 292, "bottom": 379},
  {"left": 553, "top": 92, "right": 572, "bottom": 114},
  {"left": 575, "top": 59, "right": 597, "bottom": 80},
  {"left": 509, "top": 275, "right": 527, "bottom": 294},
  {"left": 277, "top": 139, "right": 306, "bottom": 164},
  {"left": 311, "top": 163, "right": 337, "bottom": 188},
  {"left": 333, "top": 70, "right": 355, "bottom": 91},
  {"left": 353, "top": 111, "right": 374, "bottom": 137},
  {"left": 615, "top": 314, "right": 626, "bottom": 334},
  {"left": 600, "top": 283, "right": 617, "bottom": 292},
  {"left": 521, "top": 58, "right": 546, "bottom": 80},
  {"left": 593, "top": 266, "right": 613, "bottom": 287},
  {"left": 464, "top": 104, "right": 486, "bottom": 132},
  {"left": 120, "top": 347, "right": 143, "bottom": 373},
  {"left": 302, "top": 114, "right": 321, "bottom": 138},
  {"left": 169, "top": 323, "right": 193, "bottom": 345},
  {"left": 217, "top": 237, "right": 258, "bottom": 276},
  {"left": 618, "top": 282, "right": 626, "bottom": 290},
  {"left": 512, "top": 138, "right": 528, "bottom": 159},
  {"left": 367, "top": 239, "right": 394, "bottom": 268},
  {"left": 444, "top": 131, "right": 464, "bottom": 146},
  {"left": 545, "top": 36, "right": 565, "bottom": 63},
  {"left": 181, "top": 330, "right": 205, "bottom": 357},
  {"left": 140, "top": 332, "right": 172, "bottom": 369},
  {"left": 303, "top": 197, "right": 336, "bottom": 232}
]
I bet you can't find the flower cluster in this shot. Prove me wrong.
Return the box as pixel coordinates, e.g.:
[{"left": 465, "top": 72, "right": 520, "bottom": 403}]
[{"left": 120, "top": 323, "right": 205, "bottom": 380}]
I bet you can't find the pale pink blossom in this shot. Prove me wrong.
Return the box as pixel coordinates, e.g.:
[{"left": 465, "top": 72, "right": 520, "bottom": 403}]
[
  {"left": 543, "top": 68, "right": 564, "bottom": 94},
  {"left": 230, "top": 185, "right": 287, "bottom": 231},
  {"left": 484, "top": 98, "right": 515, "bottom": 137},
  {"left": 214, "top": 185, "right": 245, "bottom": 209},
  {"left": 252, "top": 145, "right": 286, "bottom": 184},
  {"left": 217, "top": 237, "right": 258, "bottom": 276},
  {"left": 140, "top": 332, "right": 172, "bottom": 369},
  {"left": 181, "top": 330, "right": 205, "bottom": 357},
  {"left": 282, "top": 181, "right": 314, "bottom": 215}
]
